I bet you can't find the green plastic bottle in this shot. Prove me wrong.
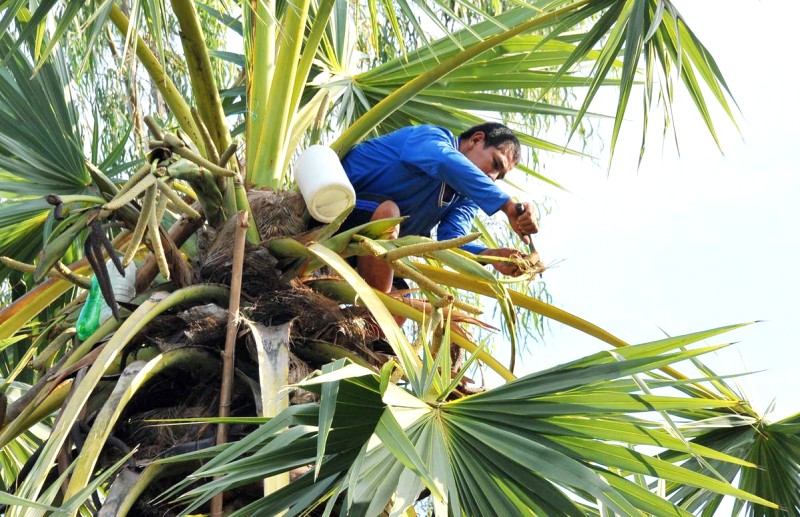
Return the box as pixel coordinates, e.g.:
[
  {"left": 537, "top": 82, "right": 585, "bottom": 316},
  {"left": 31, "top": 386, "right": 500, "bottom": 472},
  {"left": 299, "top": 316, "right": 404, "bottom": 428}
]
[
  {"left": 76, "top": 274, "right": 103, "bottom": 340},
  {"left": 75, "top": 259, "right": 137, "bottom": 340}
]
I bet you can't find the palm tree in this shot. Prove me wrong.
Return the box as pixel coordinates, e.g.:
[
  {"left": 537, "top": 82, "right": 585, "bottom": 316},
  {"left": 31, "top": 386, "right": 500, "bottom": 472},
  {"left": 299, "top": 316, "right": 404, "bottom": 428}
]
[{"left": 0, "top": 0, "right": 795, "bottom": 515}]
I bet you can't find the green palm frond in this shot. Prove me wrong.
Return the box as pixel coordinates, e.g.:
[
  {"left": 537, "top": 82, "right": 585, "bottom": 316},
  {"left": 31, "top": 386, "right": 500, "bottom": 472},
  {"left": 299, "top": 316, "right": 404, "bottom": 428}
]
[
  {"left": 657, "top": 411, "right": 800, "bottom": 517},
  {"left": 163, "top": 327, "right": 776, "bottom": 515},
  {"left": 547, "top": 0, "right": 738, "bottom": 164},
  {"left": 0, "top": 381, "right": 50, "bottom": 492},
  {"left": 0, "top": 34, "right": 89, "bottom": 283},
  {"left": 0, "top": 201, "right": 51, "bottom": 284},
  {"left": 0, "top": 35, "right": 87, "bottom": 196},
  {"left": 0, "top": 0, "right": 764, "bottom": 514}
]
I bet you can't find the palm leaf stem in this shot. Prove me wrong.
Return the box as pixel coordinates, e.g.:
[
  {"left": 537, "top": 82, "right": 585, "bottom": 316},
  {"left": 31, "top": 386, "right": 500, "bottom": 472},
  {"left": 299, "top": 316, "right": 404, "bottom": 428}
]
[
  {"left": 311, "top": 279, "right": 514, "bottom": 381},
  {"left": 415, "top": 261, "right": 626, "bottom": 346},
  {"left": 106, "top": 462, "right": 188, "bottom": 517},
  {"left": 64, "top": 349, "right": 218, "bottom": 504},
  {"left": 244, "top": 0, "right": 276, "bottom": 182},
  {"left": 331, "top": 0, "right": 592, "bottom": 155},
  {"left": 107, "top": 4, "right": 206, "bottom": 156},
  {"left": 0, "top": 378, "right": 72, "bottom": 447},
  {"left": 283, "top": 89, "right": 329, "bottom": 170},
  {"left": 276, "top": 0, "right": 337, "bottom": 177},
  {"left": 171, "top": 0, "right": 233, "bottom": 156},
  {"left": 249, "top": 0, "right": 311, "bottom": 188},
  {"left": 0, "top": 256, "right": 90, "bottom": 288},
  {"left": 0, "top": 261, "right": 91, "bottom": 341},
  {"left": 232, "top": 179, "right": 260, "bottom": 243},
  {"left": 171, "top": 0, "right": 240, "bottom": 222},
  {"left": 415, "top": 262, "right": 717, "bottom": 396},
  {"left": 13, "top": 285, "right": 230, "bottom": 504}
]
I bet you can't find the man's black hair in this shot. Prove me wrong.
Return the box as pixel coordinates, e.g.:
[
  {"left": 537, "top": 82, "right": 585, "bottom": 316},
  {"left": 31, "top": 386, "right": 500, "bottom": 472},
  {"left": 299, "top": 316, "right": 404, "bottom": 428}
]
[{"left": 459, "top": 122, "right": 521, "bottom": 164}]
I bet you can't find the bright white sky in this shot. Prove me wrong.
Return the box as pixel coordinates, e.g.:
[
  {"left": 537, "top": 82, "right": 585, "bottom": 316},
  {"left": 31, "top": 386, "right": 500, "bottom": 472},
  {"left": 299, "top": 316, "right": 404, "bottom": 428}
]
[{"left": 515, "top": 0, "right": 800, "bottom": 420}]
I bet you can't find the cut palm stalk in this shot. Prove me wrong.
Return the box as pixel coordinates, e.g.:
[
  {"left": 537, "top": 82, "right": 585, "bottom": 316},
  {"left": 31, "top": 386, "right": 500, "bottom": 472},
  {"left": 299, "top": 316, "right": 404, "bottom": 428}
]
[
  {"left": 145, "top": 192, "right": 170, "bottom": 281},
  {"left": 122, "top": 184, "right": 157, "bottom": 267},
  {"left": 30, "top": 328, "right": 76, "bottom": 371},
  {"left": 382, "top": 233, "right": 481, "bottom": 261},
  {"left": 1, "top": 257, "right": 90, "bottom": 289},
  {"left": 156, "top": 180, "right": 201, "bottom": 219},
  {"left": 162, "top": 132, "right": 235, "bottom": 178},
  {"left": 104, "top": 173, "right": 157, "bottom": 210}
]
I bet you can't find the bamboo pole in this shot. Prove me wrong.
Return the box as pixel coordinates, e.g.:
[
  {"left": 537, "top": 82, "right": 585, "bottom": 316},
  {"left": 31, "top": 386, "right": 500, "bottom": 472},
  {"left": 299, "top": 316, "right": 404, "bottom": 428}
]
[{"left": 211, "top": 211, "right": 249, "bottom": 516}]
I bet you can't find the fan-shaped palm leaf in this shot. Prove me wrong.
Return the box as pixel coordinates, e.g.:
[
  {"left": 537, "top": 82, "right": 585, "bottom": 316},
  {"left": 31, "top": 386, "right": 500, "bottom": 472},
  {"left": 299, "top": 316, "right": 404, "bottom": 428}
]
[{"left": 163, "top": 326, "right": 776, "bottom": 515}]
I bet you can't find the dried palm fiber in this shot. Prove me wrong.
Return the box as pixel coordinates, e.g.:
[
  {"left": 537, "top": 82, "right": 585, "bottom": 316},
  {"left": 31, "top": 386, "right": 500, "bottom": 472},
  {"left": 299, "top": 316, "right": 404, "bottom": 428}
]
[
  {"left": 195, "top": 190, "right": 305, "bottom": 294},
  {"left": 136, "top": 303, "right": 226, "bottom": 353},
  {"left": 521, "top": 251, "right": 546, "bottom": 277},
  {"left": 123, "top": 406, "right": 213, "bottom": 461},
  {"left": 287, "top": 359, "right": 316, "bottom": 404},
  {"left": 250, "top": 282, "right": 379, "bottom": 356},
  {"left": 114, "top": 362, "right": 255, "bottom": 459},
  {"left": 247, "top": 189, "right": 305, "bottom": 239}
]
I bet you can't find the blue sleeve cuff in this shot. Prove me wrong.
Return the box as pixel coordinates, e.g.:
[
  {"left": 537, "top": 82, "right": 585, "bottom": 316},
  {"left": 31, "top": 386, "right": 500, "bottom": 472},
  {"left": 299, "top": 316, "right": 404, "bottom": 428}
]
[{"left": 461, "top": 241, "right": 487, "bottom": 255}]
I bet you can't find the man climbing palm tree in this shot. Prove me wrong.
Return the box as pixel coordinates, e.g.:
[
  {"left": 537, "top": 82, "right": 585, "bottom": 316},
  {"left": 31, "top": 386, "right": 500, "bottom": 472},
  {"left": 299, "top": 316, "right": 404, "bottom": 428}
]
[{"left": 341, "top": 122, "right": 539, "bottom": 292}]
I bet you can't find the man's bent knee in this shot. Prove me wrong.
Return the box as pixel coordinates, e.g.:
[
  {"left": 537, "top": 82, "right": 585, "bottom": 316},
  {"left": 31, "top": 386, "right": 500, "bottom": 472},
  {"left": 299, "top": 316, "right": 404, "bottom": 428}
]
[
  {"left": 372, "top": 200, "right": 400, "bottom": 219},
  {"left": 371, "top": 200, "right": 400, "bottom": 239}
]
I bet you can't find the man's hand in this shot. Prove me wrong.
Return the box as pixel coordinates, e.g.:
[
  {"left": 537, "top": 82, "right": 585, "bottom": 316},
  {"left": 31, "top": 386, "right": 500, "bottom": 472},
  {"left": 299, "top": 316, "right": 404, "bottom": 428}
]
[
  {"left": 479, "top": 248, "right": 524, "bottom": 276},
  {"left": 502, "top": 199, "right": 539, "bottom": 243}
]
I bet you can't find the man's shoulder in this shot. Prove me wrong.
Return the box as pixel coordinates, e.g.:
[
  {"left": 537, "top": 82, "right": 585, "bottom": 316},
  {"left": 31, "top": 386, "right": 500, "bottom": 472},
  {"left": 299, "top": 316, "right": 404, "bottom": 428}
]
[
  {"left": 360, "top": 125, "right": 454, "bottom": 146},
  {"left": 408, "top": 124, "right": 454, "bottom": 139}
]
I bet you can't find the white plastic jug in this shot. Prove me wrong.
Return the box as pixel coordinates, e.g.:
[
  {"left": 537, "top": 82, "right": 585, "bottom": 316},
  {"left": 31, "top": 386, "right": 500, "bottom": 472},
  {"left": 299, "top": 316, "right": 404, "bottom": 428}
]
[
  {"left": 98, "top": 259, "right": 137, "bottom": 322},
  {"left": 294, "top": 145, "right": 355, "bottom": 223}
]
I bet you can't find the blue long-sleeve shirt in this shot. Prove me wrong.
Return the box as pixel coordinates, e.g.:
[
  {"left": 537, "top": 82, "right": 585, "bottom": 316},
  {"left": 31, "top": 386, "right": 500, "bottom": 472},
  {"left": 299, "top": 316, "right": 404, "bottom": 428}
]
[{"left": 341, "top": 125, "right": 510, "bottom": 254}]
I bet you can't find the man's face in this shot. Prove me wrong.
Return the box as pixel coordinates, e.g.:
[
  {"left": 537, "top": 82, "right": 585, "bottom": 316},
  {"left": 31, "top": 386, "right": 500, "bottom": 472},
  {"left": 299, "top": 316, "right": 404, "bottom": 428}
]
[{"left": 461, "top": 132, "right": 517, "bottom": 181}]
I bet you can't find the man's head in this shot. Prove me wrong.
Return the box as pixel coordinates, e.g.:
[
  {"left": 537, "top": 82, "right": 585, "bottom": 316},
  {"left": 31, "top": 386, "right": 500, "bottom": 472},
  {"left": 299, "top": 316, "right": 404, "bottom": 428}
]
[{"left": 458, "top": 122, "right": 521, "bottom": 181}]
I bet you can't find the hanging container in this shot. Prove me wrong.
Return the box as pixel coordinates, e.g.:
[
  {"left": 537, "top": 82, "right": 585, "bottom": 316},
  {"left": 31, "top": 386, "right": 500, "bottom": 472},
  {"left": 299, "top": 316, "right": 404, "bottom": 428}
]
[
  {"left": 294, "top": 145, "right": 355, "bottom": 223},
  {"left": 76, "top": 259, "right": 137, "bottom": 340}
]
